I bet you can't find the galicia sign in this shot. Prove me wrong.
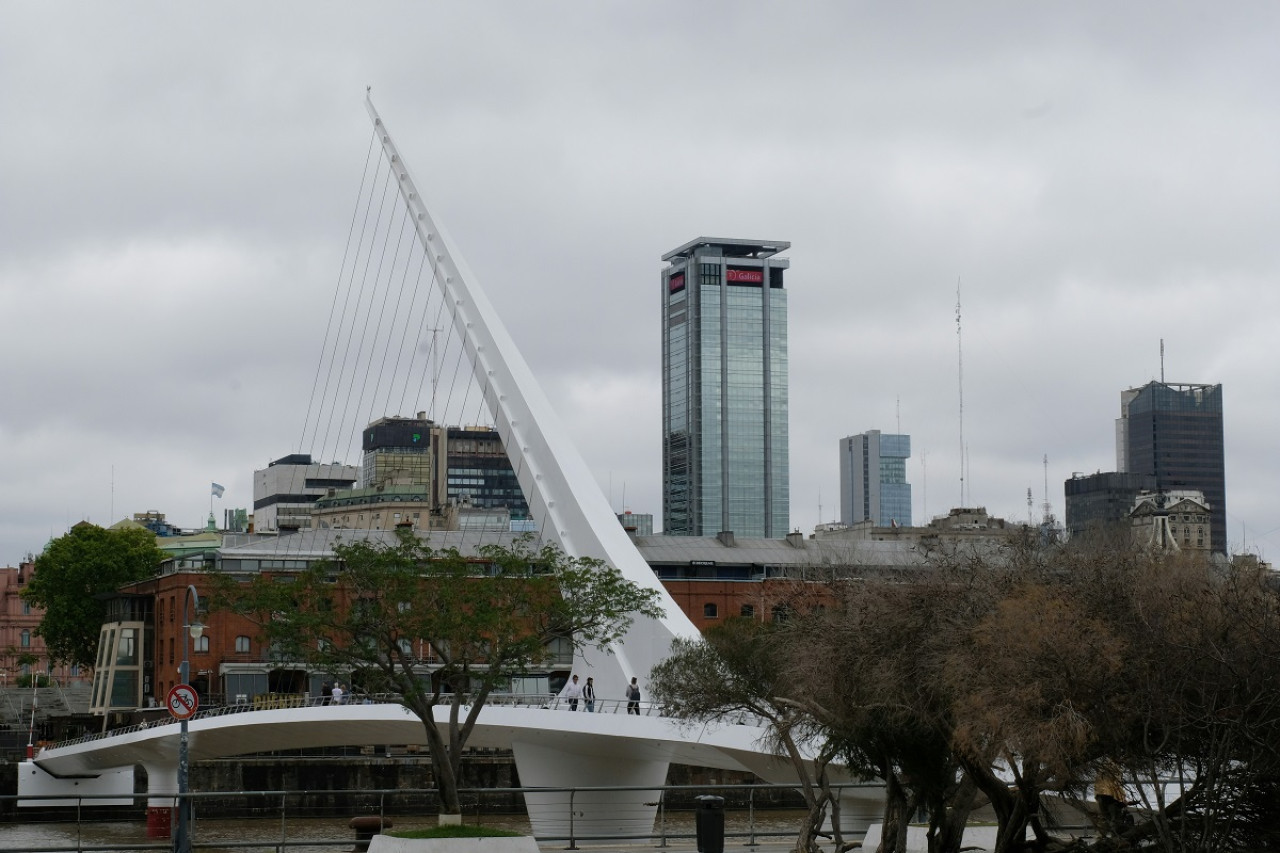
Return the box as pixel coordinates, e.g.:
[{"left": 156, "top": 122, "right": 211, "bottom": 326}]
[
  {"left": 726, "top": 269, "right": 764, "bottom": 284},
  {"left": 167, "top": 684, "right": 200, "bottom": 720}
]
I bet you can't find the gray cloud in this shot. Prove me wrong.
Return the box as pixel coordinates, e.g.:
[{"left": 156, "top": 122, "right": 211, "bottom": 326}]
[{"left": 2, "top": 2, "right": 1277, "bottom": 561}]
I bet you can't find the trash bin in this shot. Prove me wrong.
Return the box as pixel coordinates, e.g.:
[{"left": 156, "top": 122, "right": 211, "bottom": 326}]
[{"left": 695, "top": 795, "right": 725, "bottom": 853}]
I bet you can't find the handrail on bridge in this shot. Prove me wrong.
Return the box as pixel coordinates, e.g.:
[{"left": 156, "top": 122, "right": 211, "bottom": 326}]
[{"left": 45, "top": 693, "right": 758, "bottom": 752}]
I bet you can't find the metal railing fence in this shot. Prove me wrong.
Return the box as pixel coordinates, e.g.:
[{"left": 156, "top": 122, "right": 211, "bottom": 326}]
[
  {"left": 1, "top": 781, "right": 880, "bottom": 852},
  {"left": 47, "top": 692, "right": 757, "bottom": 751}
]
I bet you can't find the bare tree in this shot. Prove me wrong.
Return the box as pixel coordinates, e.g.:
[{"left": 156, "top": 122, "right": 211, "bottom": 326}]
[{"left": 649, "top": 615, "right": 840, "bottom": 853}]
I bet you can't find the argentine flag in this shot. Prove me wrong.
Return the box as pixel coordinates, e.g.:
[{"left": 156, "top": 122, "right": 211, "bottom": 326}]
[{"left": 211, "top": 482, "right": 225, "bottom": 498}]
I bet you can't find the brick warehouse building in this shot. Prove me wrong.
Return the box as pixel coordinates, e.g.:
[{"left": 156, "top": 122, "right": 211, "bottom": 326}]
[{"left": 90, "top": 524, "right": 977, "bottom": 721}]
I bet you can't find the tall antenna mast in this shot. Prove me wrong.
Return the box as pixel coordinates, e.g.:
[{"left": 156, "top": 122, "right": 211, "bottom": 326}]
[
  {"left": 1027, "top": 487, "right": 1033, "bottom": 525},
  {"left": 1042, "top": 454, "right": 1052, "bottom": 523},
  {"left": 428, "top": 327, "right": 442, "bottom": 419},
  {"left": 1160, "top": 338, "right": 1165, "bottom": 383},
  {"left": 956, "top": 278, "right": 965, "bottom": 507},
  {"left": 921, "top": 451, "right": 927, "bottom": 522},
  {"left": 896, "top": 396, "right": 901, "bottom": 435}
]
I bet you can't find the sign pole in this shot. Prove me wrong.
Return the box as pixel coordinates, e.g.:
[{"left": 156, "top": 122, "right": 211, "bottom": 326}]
[{"left": 173, "top": 585, "right": 202, "bottom": 853}]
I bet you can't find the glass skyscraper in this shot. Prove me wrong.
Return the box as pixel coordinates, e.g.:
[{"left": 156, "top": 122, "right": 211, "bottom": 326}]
[
  {"left": 1117, "top": 381, "right": 1226, "bottom": 553},
  {"left": 839, "top": 431, "right": 913, "bottom": 528},
  {"left": 661, "top": 237, "right": 790, "bottom": 538}
]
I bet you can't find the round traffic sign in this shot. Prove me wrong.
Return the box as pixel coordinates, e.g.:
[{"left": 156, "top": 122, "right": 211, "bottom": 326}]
[{"left": 167, "top": 684, "right": 200, "bottom": 720}]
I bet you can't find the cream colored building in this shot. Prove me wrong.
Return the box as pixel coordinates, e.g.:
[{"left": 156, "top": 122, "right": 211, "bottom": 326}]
[{"left": 1129, "top": 490, "right": 1211, "bottom": 552}]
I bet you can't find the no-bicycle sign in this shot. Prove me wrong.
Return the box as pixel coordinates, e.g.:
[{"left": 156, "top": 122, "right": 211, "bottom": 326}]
[{"left": 167, "top": 684, "right": 199, "bottom": 720}]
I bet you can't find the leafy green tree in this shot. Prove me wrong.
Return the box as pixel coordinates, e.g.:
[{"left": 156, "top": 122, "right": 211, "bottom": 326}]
[
  {"left": 21, "top": 523, "right": 163, "bottom": 668},
  {"left": 212, "top": 530, "right": 663, "bottom": 821}
]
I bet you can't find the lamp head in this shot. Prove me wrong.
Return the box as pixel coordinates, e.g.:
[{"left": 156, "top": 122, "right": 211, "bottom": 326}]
[{"left": 188, "top": 621, "right": 205, "bottom": 641}]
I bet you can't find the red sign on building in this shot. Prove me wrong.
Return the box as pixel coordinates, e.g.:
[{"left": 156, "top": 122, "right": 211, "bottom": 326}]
[
  {"left": 669, "top": 273, "right": 685, "bottom": 293},
  {"left": 726, "top": 269, "right": 764, "bottom": 284}
]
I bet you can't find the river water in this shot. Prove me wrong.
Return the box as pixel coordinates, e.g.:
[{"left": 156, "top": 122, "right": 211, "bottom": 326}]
[{"left": 2, "top": 809, "right": 819, "bottom": 852}]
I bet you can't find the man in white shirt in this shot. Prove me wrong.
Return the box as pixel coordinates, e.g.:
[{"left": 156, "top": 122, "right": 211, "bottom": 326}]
[
  {"left": 331, "top": 682, "right": 345, "bottom": 705},
  {"left": 562, "top": 674, "right": 583, "bottom": 711}
]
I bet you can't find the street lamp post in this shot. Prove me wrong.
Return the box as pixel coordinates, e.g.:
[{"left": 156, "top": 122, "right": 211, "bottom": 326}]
[{"left": 176, "top": 584, "right": 203, "bottom": 853}]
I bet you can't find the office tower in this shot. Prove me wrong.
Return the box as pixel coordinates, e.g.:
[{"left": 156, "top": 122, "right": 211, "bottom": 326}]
[
  {"left": 1063, "top": 471, "right": 1157, "bottom": 540},
  {"left": 617, "top": 511, "right": 654, "bottom": 537},
  {"left": 1116, "top": 382, "right": 1226, "bottom": 552},
  {"left": 253, "top": 454, "right": 359, "bottom": 532},
  {"left": 661, "top": 237, "right": 790, "bottom": 538},
  {"left": 839, "top": 431, "right": 913, "bottom": 528},
  {"left": 361, "top": 413, "right": 439, "bottom": 488},
  {"left": 444, "top": 425, "right": 530, "bottom": 522},
  {"left": 357, "top": 416, "right": 529, "bottom": 529}
]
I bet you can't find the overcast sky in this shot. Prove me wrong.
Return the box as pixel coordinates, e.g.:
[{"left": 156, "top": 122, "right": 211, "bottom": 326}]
[{"left": 3, "top": 3, "right": 1278, "bottom": 565}]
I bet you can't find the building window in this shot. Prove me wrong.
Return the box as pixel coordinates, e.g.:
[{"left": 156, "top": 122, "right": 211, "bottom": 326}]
[
  {"left": 22, "top": 601, "right": 31, "bottom": 615},
  {"left": 169, "top": 638, "right": 174, "bottom": 665},
  {"left": 20, "top": 629, "right": 31, "bottom": 647},
  {"left": 740, "top": 604, "right": 755, "bottom": 618},
  {"left": 703, "top": 603, "right": 718, "bottom": 619},
  {"left": 236, "top": 636, "right": 251, "bottom": 653},
  {"left": 194, "top": 636, "right": 210, "bottom": 653}
]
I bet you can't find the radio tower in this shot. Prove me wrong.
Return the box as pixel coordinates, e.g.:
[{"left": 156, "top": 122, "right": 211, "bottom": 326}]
[
  {"left": 1041, "top": 454, "right": 1053, "bottom": 524},
  {"left": 956, "top": 279, "right": 965, "bottom": 507}
]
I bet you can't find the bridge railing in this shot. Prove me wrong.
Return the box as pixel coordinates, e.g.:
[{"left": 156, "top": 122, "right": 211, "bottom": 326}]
[
  {"left": 43, "top": 693, "right": 739, "bottom": 752},
  {"left": 1, "top": 781, "right": 886, "bottom": 850}
]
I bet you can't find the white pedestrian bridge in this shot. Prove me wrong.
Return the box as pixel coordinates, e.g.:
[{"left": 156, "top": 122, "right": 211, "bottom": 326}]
[
  {"left": 21, "top": 99, "right": 889, "bottom": 841},
  {"left": 23, "top": 694, "right": 883, "bottom": 838}
]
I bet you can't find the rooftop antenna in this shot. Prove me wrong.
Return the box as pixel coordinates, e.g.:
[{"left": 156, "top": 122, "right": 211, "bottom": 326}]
[
  {"left": 1042, "top": 454, "right": 1052, "bottom": 523},
  {"left": 965, "top": 443, "right": 971, "bottom": 507},
  {"left": 818, "top": 487, "right": 823, "bottom": 526},
  {"left": 956, "top": 278, "right": 965, "bottom": 508},
  {"left": 1160, "top": 338, "right": 1165, "bottom": 383},
  {"left": 1027, "top": 487, "right": 1033, "bottom": 525},
  {"left": 896, "top": 396, "right": 901, "bottom": 435}
]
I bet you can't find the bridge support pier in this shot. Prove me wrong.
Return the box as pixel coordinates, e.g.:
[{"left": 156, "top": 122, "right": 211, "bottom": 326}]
[
  {"left": 512, "top": 738, "right": 670, "bottom": 842},
  {"left": 143, "top": 762, "right": 178, "bottom": 839}
]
